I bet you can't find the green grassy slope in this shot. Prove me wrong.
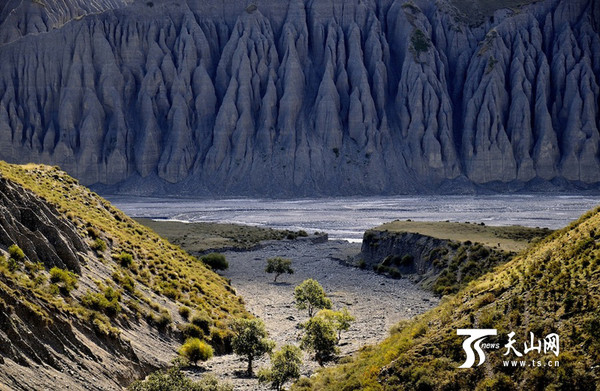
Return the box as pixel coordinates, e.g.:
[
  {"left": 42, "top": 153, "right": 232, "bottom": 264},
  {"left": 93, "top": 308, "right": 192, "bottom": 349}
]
[
  {"left": 136, "top": 218, "right": 310, "bottom": 254},
  {"left": 0, "top": 161, "right": 247, "bottom": 325},
  {"left": 0, "top": 162, "right": 249, "bottom": 388},
  {"left": 300, "top": 208, "right": 600, "bottom": 390},
  {"left": 370, "top": 220, "right": 551, "bottom": 253}
]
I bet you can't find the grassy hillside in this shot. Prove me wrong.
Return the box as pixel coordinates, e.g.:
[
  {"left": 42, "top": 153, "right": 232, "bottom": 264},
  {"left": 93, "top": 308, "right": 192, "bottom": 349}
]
[
  {"left": 0, "top": 162, "right": 248, "bottom": 389},
  {"left": 371, "top": 220, "right": 551, "bottom": 253},
  {"left": 299, "top": 208, "right": 600, "bottom": 390},
  {"left": 136, "top": 218, "right": 311, "bottom": 254},
  {"left": 361, "top": 221, "right": 551, "bottom": 295}
]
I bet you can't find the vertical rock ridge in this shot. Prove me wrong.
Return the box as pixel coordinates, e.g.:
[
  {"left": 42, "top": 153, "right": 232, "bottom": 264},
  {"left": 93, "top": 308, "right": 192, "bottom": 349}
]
[{"left": 0, "top": 0, "right": 598, "bottom": 195}]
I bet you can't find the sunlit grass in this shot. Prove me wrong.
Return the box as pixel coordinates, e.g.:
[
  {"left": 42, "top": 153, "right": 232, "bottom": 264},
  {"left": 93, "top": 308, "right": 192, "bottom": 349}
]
[
  {"left": 0, "top": 161, "right": 249, "bottom": 346},
  {"left": 302, "top": 206, "right": 600, "bottom": 390}
]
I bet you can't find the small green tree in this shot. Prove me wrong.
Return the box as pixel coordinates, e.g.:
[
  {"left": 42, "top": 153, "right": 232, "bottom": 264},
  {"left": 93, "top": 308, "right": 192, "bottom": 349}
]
[
  {"left": 178, "top": 338, "right": 213, "bottom": 367},
  {"left": 258, "top": 345, "right": 302, "bottom": 390},
  {"left": 294, "top": 279, "right": 332, "bottom": 318},
  {"left": 231, "top": 318, "right": 275, "bottom": 376},
  {"left": 265, "top": 257, "right": 294, "bottom": 282},
  {"left": 316, "top": 308, "right": 355, "bottom": 342},
  {"left": 300, "top": 316, "right": 338, "bottom": 366}
]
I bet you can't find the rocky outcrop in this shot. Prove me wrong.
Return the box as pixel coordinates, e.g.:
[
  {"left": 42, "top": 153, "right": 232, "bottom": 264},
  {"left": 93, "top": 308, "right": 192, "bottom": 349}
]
[
  {"left": 0, "top": 282, "right": 142, "bottom": 391},
  {"left": 0, "top": 172, "right": 150, "bottom": 390},
  {"left": 0, "top": 0, "right": 131, "bottom": 44},
  {"left": 0, "top": 175, "right": 87, "bottom": 272},
  {"left": 361, "top": 229, "right": 449, "bottom": 274},
  {"left": 0, "top": 0, "right": 598, "bottom": 195},
  {"left": 359, "top": 227, "right": 515, "bottom": 294}
]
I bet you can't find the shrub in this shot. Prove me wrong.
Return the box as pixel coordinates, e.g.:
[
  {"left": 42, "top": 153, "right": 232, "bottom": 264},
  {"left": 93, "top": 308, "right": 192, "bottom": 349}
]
[
  {"left": 182, "top": 323, "right": 204, "bottom": 339},
  {"left": 81, "top": 287, "right": 121, "bottom": 317},
  {"left": 210, "top": 327, "right": 234, "bottom": 355},
  {"left": 178, "top": 306, "right": 191, "bottom": 320},
  {"left": 161, "top": 286, "right": 180, "bottom": 300},
  {"left": 258, "top": 345, "right": 302, "bottom": 391},
  {"left": 411, "top": 323, "right": 427, "bottom": 338},
  {"left": 8, "top": 244, "right": 25, "bottom": 262},
  {"left": 128, "top": 367, "right": 232, "bottom": 391},
  {"left": 153, "top": 310, "right": 172, "bottom": 330},
  {"left": 400, "top": 254, "right": 414, "bottom": 265},
  {"left": 112, "top": 271, "right": 135, "bottom": 293},
  {"left": 294, "top": 279, "right": 332, "bottom": 318},
  {"left": 201, "top": 253, "right": 229, "bottom": 271},
  {"left": 48, "top": 283, "right": 60, "bottom": 296},
  {"left": 91, "top": 238, "right": 107, "bottom": 252},
  {"left": 49, "top": 267, "right": 78, "bottom": 295},
  {"left": 476, "top": 373, "right": 516, "bottom": 391},
  {"left": 86, "top": 226, "right": 98, "bottom": 238},
  {"left": 411, "top": 29, "right": 430, "bottom": 53},
  {"left": 195, "top": 374, "right": 233, "bottom": 391},
  {"left": 178, "top": 338, "right": 213, "bottom": 366},
  {"left": 388, "top": 267, "right": 402, "bottom": 279},
  {"left": 25, "top": 261, "right": 44, "bottom": 274},
  {"left": 89, "top": 312, "right": 120, "bottom": 338},
  {"left": 231, "top": 318, "right": 275, "bottom": 376},
  {"left": 265, "top": 257, "right": 294, "bottom": 282},
  {"left": 7, "top": 257, "right": 18, "bottom": 272},
  {"left": 190, "top": 313, "right": 212, "bottom": 334},
  {"left": 294, "top": 376, "right": 312, "bottom": 389},
  {"left": 119, "top": 252, "right": 133, "bottom": 267},
  {"left": 373, "top": 264, "right": 386, "bottom": 274}
]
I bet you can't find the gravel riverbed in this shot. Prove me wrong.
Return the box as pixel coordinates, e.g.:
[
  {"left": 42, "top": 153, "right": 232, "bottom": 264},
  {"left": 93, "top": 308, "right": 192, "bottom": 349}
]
[{"left": 188, "top": 239, "right": 439, "bottom": 390}]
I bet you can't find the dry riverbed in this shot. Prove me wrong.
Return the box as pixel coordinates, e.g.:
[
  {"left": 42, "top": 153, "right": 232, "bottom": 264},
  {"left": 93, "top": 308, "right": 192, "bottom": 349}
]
[{"left": 188, "top": 238, "right": 439, "bottom": 390}]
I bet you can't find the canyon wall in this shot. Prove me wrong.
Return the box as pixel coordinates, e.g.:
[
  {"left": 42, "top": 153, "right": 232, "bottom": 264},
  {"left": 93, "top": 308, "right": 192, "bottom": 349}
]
[{"left": 0, "top": 0, "right": 598, "bottom": 195}]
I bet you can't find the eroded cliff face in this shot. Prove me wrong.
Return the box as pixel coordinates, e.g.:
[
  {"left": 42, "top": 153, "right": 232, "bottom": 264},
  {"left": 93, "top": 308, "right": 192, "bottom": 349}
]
[
  {"left": 0, "top": 163, "right": 249, "bottom": 390},
  {"left": 0, "top": 172, "right": 147, "bottom": 391},
  {"left": 0, "top": 0, "right": 598, "bottom": 195},
  {"left": 0, "top": 175, "right": 87, "bottom": 272}
]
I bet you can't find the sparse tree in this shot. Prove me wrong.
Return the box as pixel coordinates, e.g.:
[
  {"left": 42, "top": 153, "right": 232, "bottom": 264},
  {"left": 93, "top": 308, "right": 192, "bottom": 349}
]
[
  {"left": 178, "top": 338, "right": 213, "bottom": 367},
  {"left": 316, "top": 308, "right": 355, "bottom": 342},
  {"left": 231, "top": 318, "right": 275, "bottom": 376},
  {"left": 294, "top": 279, "right": 332, "bottom": 318},
  {"left": 265, "top": 257, "right": 294, "bottom": 282},
  {"left": 258, "top": 345, "right": 302, "bottom": 390},
  {"left": 300, "top": 316, "right": 338, "bottom": 366}
]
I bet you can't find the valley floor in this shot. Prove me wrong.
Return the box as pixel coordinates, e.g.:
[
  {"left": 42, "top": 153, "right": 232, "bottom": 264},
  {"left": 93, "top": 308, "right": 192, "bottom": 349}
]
[{"left": 188, "top": 239, "right": 439, "bottom": 390}]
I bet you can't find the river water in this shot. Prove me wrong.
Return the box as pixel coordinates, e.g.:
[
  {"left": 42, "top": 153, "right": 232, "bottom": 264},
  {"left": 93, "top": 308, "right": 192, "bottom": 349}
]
[{"left": 108, "top": 195, "right": 600, "bottom": 242}]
